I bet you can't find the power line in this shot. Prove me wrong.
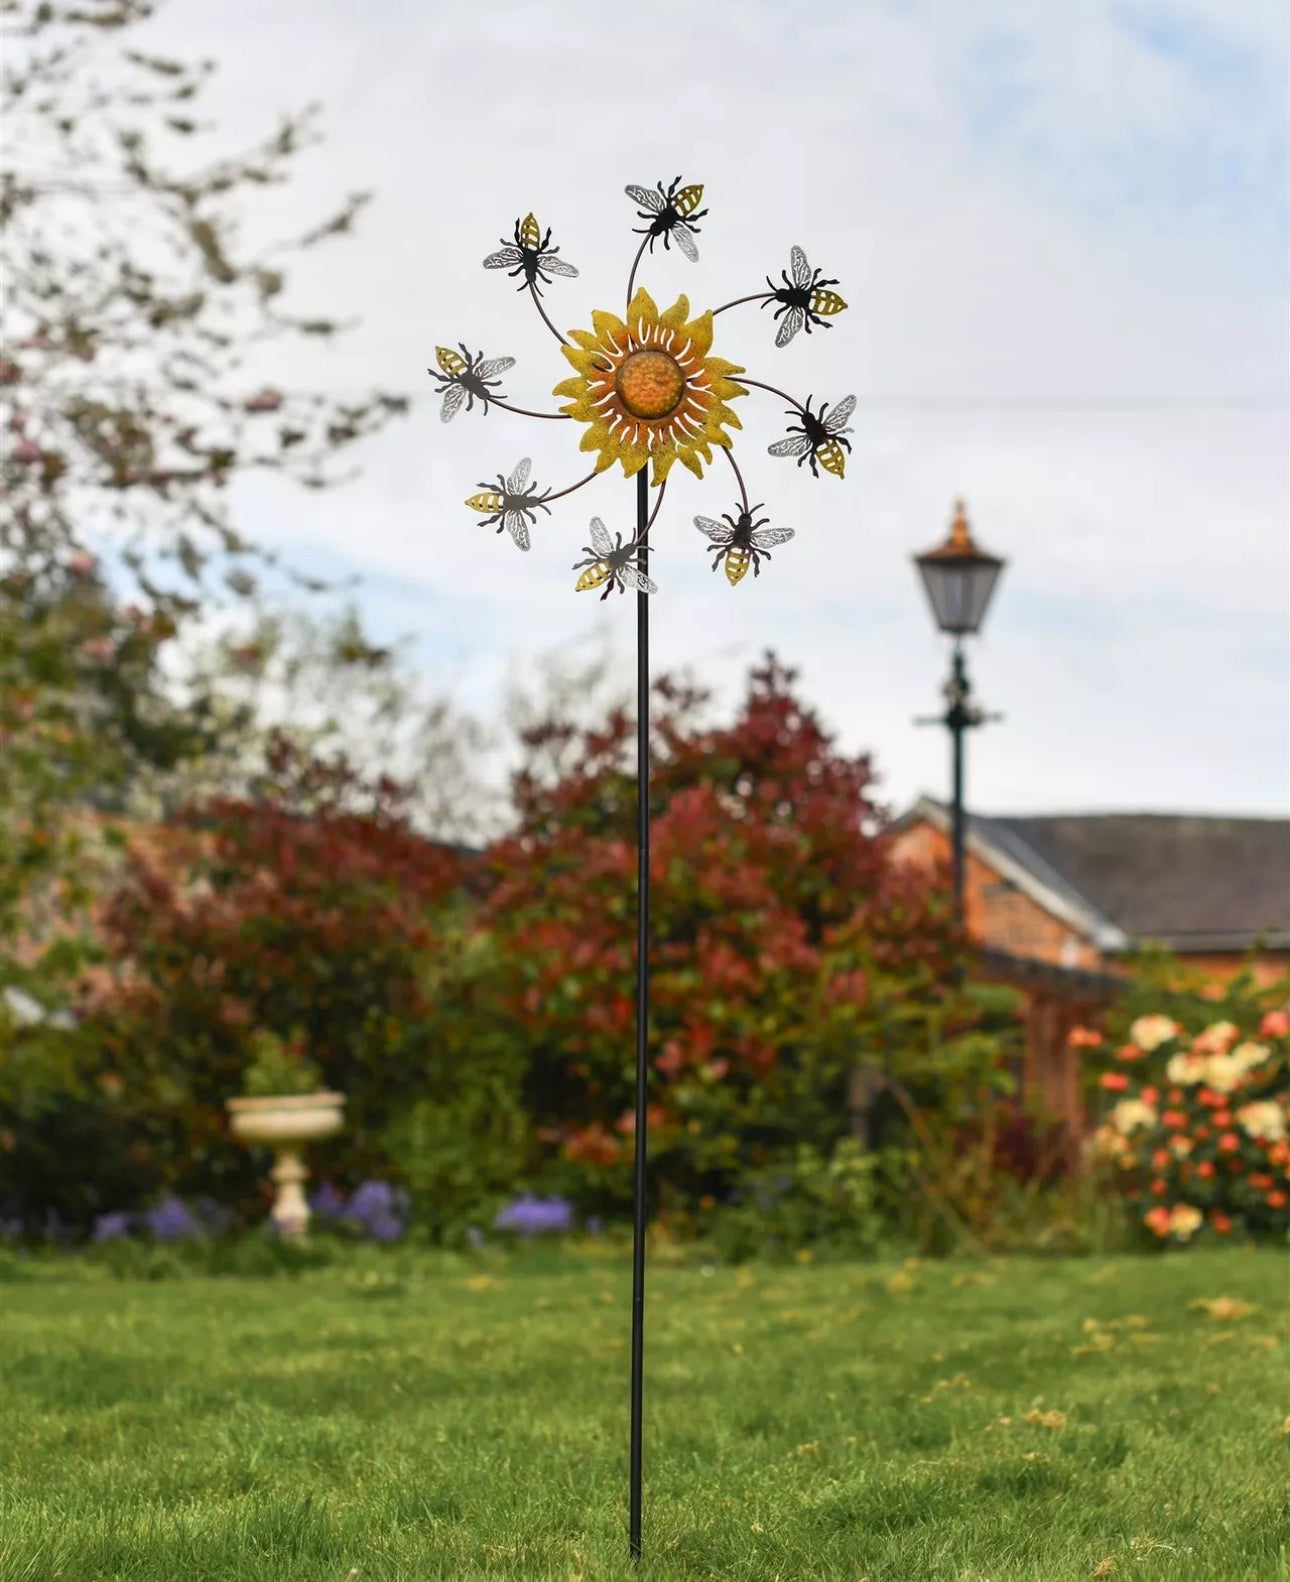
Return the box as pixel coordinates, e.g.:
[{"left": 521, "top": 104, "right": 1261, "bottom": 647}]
[{"left": 852, "top": 397, "right": 1287, "bottom": 412}]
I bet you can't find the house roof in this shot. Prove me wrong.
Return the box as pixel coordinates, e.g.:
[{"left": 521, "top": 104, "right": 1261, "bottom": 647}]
[{"left": 897, "top": 797, "right": 1290, "bottom": 954}]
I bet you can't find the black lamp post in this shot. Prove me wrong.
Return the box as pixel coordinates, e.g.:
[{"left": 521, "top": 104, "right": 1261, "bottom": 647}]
[{"left": 913, "top": 500, "right": 1005, "bottom": 924}]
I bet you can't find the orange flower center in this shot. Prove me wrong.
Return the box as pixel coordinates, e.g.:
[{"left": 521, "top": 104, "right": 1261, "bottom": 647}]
[{"left": 615, "top": 350, "right": 686, "bottom": 420}]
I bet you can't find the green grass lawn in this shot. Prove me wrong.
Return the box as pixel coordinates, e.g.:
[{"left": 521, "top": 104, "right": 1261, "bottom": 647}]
[{"left": 1, "top": 1243, "right": 1287, "bottom": 1581}]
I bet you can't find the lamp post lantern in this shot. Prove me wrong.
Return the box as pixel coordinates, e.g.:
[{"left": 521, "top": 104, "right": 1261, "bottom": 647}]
[{"left": 913, "top": 500, "right": 1005, "bottom": 925}]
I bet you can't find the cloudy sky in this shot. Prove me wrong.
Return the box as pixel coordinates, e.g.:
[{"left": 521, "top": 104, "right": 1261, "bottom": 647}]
[{"left": 143, "top": 0, "right": 1287, "bottom": 820}]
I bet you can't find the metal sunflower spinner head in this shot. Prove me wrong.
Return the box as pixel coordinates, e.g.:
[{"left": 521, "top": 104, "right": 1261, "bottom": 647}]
[{"left": 429, "top": 183, "right": 853, "bottom": 596}]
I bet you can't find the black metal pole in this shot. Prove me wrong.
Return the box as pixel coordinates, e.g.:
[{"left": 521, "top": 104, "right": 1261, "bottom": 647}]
[
  {"left": 628, "top": 466, "right": 650, "bottom": 1563},
  {"left": 949, "top": 642, "right": 966, "bottom": 928}
]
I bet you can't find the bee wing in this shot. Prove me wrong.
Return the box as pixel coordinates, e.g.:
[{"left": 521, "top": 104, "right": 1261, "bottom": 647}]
[
  {"left": 750, "top": 526, "right": 795, "bottom": 549},
  {"left": 483, "top": 247, "right": 524, "bottom": 270},
  {"left": 439, "top": 384, "right": 466, "bottom": 424},
  {"left": 475, "top": 356, "right": 516, "bottom": 380},
  {"left": 693, "top": 515, "right": 732, "bottom": 544},
  {"left": 671, "top": 223, "right": 700, "bottom": 262},
  {"left": 825, "top": 394, "right": 857, "bottom": 432},
  {"left": 507, "top": 457, "right": 531, "bottom": 493},
  {"left": 502, "top": 511, "right": 531, "bottom": 552},
  {"left": 589, "top": 517, "right": 614, "bottom": 556},
  {"left": 618, "top": 565, "right": 658, "bottom": 595},
  {"left": 768, "top": 434, "right": 813, "bottom": 458},
  {"left": 790, "top": 245, "right": 811, "bottom": 288},
  {"left": 538, "top": 254, "right": 579, "bottom": 278},
  {"left": 626, "top": 184, "right": 664, "bottom": 212},
  {"left": 774, "top": 306, "right": 805, "bottom": 349}
]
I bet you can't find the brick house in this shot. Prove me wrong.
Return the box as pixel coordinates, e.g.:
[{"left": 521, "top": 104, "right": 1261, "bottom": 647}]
[{"left": 885, "top": 797, "right": 1290, "bottom": 1141}]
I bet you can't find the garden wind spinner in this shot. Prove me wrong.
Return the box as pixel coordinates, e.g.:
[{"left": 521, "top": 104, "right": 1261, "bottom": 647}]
[{"left": 429, "top": 177, "right": 852, "bottom": 1562}]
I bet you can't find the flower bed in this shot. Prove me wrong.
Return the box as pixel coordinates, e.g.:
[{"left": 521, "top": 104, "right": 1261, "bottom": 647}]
[{"left": 1090, "top": 1007, "right": 1289, "bottom": 1243}]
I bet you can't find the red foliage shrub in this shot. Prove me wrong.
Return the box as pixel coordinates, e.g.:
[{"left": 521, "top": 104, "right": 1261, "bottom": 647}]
[
  {"left": 87, "top": 735, "right": 467, "bottom": 1214},
  {"left": 479, "top": 653, "right": 976, "bottom": 1212}
]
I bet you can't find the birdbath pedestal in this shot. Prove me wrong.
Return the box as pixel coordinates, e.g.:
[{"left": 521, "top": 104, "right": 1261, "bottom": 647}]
[{"left": 225, "top": 1092, "right": 345, "bottom": 1237}]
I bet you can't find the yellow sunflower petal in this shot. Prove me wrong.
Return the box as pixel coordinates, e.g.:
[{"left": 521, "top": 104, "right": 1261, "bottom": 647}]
[
  {"left": 591, "top": 308, "right": 628, "bottom": 350},
  {"left": 651, "top": 447, "right": 680, "bottom": 486},
  {"left": 620, "top": 443, "right": 650, "bottom": 478},
  {"left": 658, "top": 294, "right": 691, "bottom": 331},
  {"left": 682, "top": 308, "right": 714, "bottom": 358},
  {"left": 626, "top": 287, "right": 660, "bottom": 338},
  {"left": 677, "top": 447, "right": 706, "bottom": 481}
]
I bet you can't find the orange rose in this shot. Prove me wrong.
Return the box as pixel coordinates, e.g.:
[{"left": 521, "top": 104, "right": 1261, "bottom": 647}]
[
  {"left": 1100, "top": 1072, "right": 1129, "bottom": 1092},
  {"left": 1152, "top": 1149, "right": 1171, "bottom": 1170},
  {"left": 1212, "top": 1110, "right": 1232, "bottom": 1128},
  {"left": 1068, "top": 1026, "right": 1104, "bottom": 1048},
  {"left": 1141, "top": 1086, "right": 1160, "bottom": 1105},
  {"left": 1145, "top": 1206, "right": 1172, "bottom": 1236},
  {"left": 1116, "top": 1043, "right": 1145, "bottom": 1062},
  {"left": 1197, "top": 1161, "right": 1216, "bottom": 1179},
  {"left": 1210, "top": 1211, "right": 1232, "bottom": 1234},
  {"left": 1168, "top": 1088, "right": 1184, "bottom": 1104},
  {"left": 1162, "top": 1109, "right": 1188, "bottom": 1128},
  {"left": 1266, "top": 1190, "right": 1288, "bottom": 1210},
  {"left": 1194, "top": 1126, "right": 1211, "bottom": 1141},
  {"left": 1150, "top": 1178, "right": 1168, "bottom": 1196},
  {"left": 1218, "top": 1132, "right": 1241, "bottom": 1153},
  {"left": 1260, "top": 1010, "right": 1290, "bottom": 1039},
  {"left": 1248, "top": 1173, "right": 1274, "bottom": 1190}
]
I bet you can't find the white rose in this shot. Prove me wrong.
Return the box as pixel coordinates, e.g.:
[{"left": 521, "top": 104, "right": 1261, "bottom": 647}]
[
  {"left": 1232, "top": 1041, "right": 1271, "bottom": 1072},
  {"left": 1205, "top": 1054, "right": 1245, "bottom": 1094},
  {"left": 1236, "top": 1101, "right": 1287, "bottom": 1144},
  {"left": 1131, "top": 1015, "right": 1180, "bottom": 1052},
  {"left": 1111, "top": 1098, "right": 1158, "bottom": 1135},
  {"left": 1166, "top": 1052, "right": 1207, "bottom": 1086}
]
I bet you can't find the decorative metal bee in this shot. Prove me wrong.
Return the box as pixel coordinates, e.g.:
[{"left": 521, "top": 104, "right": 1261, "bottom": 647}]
[
  {"left": 573, "top": 518, "right": 658, "bottom": 600},
  {"left": 626, "top": 178, "right": 708, "bottom": 261},
  {"left": 693, "top": 503, "right": 795, "bottom": 585},
  {"left": 768, "top": 393, "right": 856, "bottom": 479},
  {"left": 764, "top": 246, "right": 848, "bottom": 348},
  {"left": 466, "top": 458, "right": 552, "bottom": 551},
  {"left": 428, "top": 344, "right": 516, "bottom": 422},
  {"left": 483, "top": 214, "right": 580, "bottom": 296}
]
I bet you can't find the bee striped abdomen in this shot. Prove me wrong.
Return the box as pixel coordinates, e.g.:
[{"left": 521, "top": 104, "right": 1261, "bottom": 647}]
[
  {"left": 724, "top": 548, "right": 751, "bottom": 586},
  {"left": 575, "top": 563, "right": 612, "bottom": 593},
  {"left": 817, "top": 440, "right": 847, "bottom": 478},
  {"left": 810, "top": 289, "right": 847, "bottom": 318}
]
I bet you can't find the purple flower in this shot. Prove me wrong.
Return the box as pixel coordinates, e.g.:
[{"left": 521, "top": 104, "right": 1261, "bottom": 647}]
[
  {"left": 92, "top": 1211, "right": 133, "bottom": 1243},
  {"left": 493, "top": 1193, "right": 574, "bottom": 1238},
  {"left": 143, "top": 1195, "right": 198, "bottom": 1241},
  {"left": 342, "top": 1180, "right": 410, "bottom": 1241},
  {"left": 310, "top": 1182, "right": 347, "bottom": 1220}
]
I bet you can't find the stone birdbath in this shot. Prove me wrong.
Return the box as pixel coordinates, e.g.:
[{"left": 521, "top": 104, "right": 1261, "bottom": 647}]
[{"left": 226, "top": 1030, "right": 343, "bottom": 1237}]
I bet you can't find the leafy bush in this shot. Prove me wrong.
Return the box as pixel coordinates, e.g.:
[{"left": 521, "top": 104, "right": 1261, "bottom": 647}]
[
  {"left": 698, "top": 1138, "right": 892, "bottom": 1263},
  {"left": 77, "top": 739, "right": 467, "bottom": 1225},
  {"left": 477, "top": 654, "right": 1000, "bottom": 1216},
  {"left": 240, "top": 1028, "right": 323, "bottom": 1097}
]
